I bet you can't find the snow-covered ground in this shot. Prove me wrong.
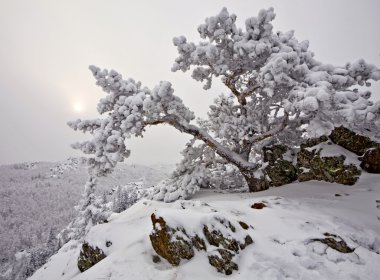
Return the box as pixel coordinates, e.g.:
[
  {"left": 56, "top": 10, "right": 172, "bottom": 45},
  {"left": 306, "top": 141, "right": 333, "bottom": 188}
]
[{"left": 31, "top": 173, "right": 380, "bottom": 280}]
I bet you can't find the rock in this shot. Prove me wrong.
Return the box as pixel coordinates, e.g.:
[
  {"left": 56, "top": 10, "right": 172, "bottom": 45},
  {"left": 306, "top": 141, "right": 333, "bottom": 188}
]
[
  {"left": 244, "top": 173, "right": 270, "bottom": 192},
  {"left": 208, "top": 249, "right": 238, "bottom": 275},
  {"left": 77, "top": 242, "right": 106, "bottom": 272},
  {"left": 238, "top": 221, "right": 249, "bottom": 230},
  {"left": 203, "top": 218, "right": 253, "bottom": 252},
  {"left": 149, "top": 213, "right": 194, "bottom": 266},
  {"left": 310, "top": 233, "right": 355, "bottom": 253},
  {"left": 263, "top": 145, "right": 298, "bottom": 186},
  {"left": 149, "top": 213, "right": 253, "bottom": 275},
  {"left": 152, "top": 255, "right": 161, "bottom": 263},
  {"left": 251, "top": 202, "right": 267, "bottom": 209},
  {"left": 329, "top": 126, "right": 380, "bottom": 156},
  {"left": 360, "top": 148, "right": 380, "bottom": 173},
  {"left": 191, "top": 235, "right": 207, "bottom": 251},
  {"left": 297, "top": 141, "right": 361, "bottom": 185}
]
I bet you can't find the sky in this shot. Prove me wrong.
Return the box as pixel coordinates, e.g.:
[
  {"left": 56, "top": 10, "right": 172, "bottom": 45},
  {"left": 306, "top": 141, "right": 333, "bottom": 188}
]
[{"left": 0, "top": 0, "right": 379, "bottom": 165}]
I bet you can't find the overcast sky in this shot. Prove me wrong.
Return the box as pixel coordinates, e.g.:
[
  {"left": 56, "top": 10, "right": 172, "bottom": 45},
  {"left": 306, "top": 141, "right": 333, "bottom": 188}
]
[{"left": 0, "top": 0, "right": 379, "bottom": 165}]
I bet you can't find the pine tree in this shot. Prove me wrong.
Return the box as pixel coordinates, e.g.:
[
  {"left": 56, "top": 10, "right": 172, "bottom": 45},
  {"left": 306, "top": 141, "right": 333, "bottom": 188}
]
[{"left": 69, "top": 7, "right": 380, "bottom": 201}]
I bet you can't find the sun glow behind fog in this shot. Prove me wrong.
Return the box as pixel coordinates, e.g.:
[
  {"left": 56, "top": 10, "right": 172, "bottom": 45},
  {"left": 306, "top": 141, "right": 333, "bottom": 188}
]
[{"left": 73, "top": 102, "right": 84, "bottom": 112}]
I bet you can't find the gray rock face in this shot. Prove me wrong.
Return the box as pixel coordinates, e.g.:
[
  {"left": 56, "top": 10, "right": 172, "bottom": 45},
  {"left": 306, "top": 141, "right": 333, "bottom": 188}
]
[{"left": 77, "top": 242, "right": 106, "bottom": 272}]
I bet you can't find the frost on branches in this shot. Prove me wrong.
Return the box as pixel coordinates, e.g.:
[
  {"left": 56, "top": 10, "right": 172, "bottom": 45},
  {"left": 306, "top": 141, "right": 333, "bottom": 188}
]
[{"left": 69, "top": 7, "right": 380, "bottom": 202}]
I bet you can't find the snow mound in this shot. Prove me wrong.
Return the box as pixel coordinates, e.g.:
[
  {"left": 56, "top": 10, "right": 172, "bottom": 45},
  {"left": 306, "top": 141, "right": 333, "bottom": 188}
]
[{"left": 31, "top": 174, "right": 380, "bottom": 280}]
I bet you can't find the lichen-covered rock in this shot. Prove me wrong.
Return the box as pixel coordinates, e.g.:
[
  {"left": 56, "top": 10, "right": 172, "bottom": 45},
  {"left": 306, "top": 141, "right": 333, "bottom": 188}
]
[
  {"left": 360, "top": 148, "right": 380, "bottom": 173},
  {"left": 208, "top": 249, "right": 238, "bottom": 275},
  {"left": 297, "top": 142, "right": 361, "bottom": 185},
  {"left": 203, "top": 218, "right": 253, "bottom": 252},
  {"left": 263, "top": 145, "right": 298, "bottom": 187},
  {"left": 149, "top": 212, "right": 253, "bottom": 275},
  {"left": 77, "top": 242, "right": 106, "bottom": 272},
  {"left": 149, "top": 213, "right": 195, "bottom": 266},
  {"left": 310, "top": 233, "right": 355, "bottom": 253},
  {"left": 330, "top": 126, "right": 380, "bottom": 156}
]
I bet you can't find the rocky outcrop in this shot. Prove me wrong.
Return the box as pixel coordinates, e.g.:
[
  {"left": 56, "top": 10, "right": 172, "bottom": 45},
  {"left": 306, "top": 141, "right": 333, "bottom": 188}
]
[
  {"left": 360, "top": 148, "right": 380, "bottom": 173},
  {"left": 149, "top": 214, "right": 195, "bottom": 266},
  {"left": 208, "top": 249, "right": 238, "bottom": 275},
  {"left": 77, "top": 242, "right": 106, "bottom": 272},
  {"left": 297, "top": 139, "right": 361, "bottom": 185},
  {"left": 149, "top": 213, "right": 253, "bottom": 275},
  {"left": 263, "top": 145, "right": 298, "bottom": 186},
  {"left": 203, "top": 220, "right": 253, "bottom": 252},
  {"left": 261, "top": 131, "right": 371, "bottom": 187},
  {"left": 329, "top": 126, "right": 380, "bottom": 156}
]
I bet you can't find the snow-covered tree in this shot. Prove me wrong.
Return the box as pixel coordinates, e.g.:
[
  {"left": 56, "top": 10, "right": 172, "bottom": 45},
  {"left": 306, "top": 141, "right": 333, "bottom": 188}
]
[
  {"left": 112, "top": 183, "right": 144, "bottom": 213},
  {"left": 57, "top": 177, "right": 109, "bottom": 243},
  {"left": 69, "top": 7, "right": 380, "bottom": 201}
]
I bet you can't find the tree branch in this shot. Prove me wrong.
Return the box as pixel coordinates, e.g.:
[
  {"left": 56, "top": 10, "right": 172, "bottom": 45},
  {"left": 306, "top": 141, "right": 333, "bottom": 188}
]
[
  {"left": 251, "top": 112, "right": 289, "bottom": 143},
  {"left": 144, "top": 116, "right": 258, "bottom": 171}
]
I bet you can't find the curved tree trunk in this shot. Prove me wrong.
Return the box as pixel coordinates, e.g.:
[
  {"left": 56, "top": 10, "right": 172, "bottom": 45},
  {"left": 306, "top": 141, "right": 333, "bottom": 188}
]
[
  {"left": 145, "top": 115, "right": 272, "bottom": 192},
  {"left": 239, "top": 168, "right": 270, "bottom": 192}
]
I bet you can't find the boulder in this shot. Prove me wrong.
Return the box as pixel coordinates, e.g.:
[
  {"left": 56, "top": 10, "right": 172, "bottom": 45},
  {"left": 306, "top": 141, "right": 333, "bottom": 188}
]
[
  {"left": 329, "top": 126, "right": 380, "bottom": 156},
  {"left": 149, "top": 213, "right": 195, "bottom": 266},
  {"left": 77, "top": 242, "right": 106, "bottom": 272},
  {"left": 263, "top": 145, "right": 297, "bottom": 186},
  {"left": 360, "top": 148, "right": 380, "bottom": 173},
  {"left": 297, "top": 143, "right": 361, "bottom": 185}
]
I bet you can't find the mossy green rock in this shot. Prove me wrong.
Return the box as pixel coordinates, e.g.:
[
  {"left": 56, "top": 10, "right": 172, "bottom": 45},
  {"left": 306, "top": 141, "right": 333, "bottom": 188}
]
[
  {"left": 330, "top": 126, "right": 380, "bottom": 156},
  {"left": 77, "top": 242, "right": 106, "bottom": 272},
  {"left": 149, "top": 214, "right": 253, "bottom": 275},
  {"left": 263, "top": 145, "right": 298, "bottom": 186},
  {"left": 297, "top": 145, "right": 361, "bottom": 185}
]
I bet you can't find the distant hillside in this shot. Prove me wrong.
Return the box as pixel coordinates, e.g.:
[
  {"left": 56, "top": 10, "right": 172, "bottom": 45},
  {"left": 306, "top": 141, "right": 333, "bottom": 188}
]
[{"left": 0, "top": 158, "right": 173, "bottom": 278}]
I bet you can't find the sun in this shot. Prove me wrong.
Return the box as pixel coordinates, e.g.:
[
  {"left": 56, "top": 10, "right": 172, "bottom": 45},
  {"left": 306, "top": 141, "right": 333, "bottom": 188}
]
[{"left": 73, "top": 102, "right": 84, "bottom": 112}]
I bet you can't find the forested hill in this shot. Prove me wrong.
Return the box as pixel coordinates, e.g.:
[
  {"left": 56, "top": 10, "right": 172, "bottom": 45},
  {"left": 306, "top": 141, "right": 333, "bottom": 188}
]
[{"left": 0, "top": 159, "right": 173, "bottom": 279}]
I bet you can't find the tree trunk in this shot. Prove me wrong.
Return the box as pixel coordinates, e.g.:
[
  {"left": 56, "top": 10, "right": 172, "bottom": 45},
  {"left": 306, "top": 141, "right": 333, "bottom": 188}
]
[{"left": 239, "top": 169, "right": 270, "bottom": 192}]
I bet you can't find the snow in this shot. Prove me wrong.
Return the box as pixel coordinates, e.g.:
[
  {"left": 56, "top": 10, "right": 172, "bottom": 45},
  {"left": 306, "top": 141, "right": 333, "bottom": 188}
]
[
  {"left": 31, "top": 173, "right": 380, "bottom": 280},
  {"left": 305, "top": 140, "right": 361, "bottom": 166}
]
